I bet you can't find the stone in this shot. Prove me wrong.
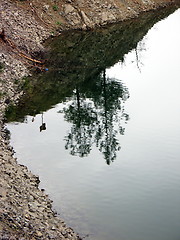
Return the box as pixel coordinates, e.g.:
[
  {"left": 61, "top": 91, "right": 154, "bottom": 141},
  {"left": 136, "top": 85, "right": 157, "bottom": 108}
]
[
  {"left": 101, "top": 11, "right": 116, "bottom": 22},
  {"left": 43, "top": 5, "right": 49, "bottom": 11},
  {"left": 101, "top": 11, "right": 109, "bottom": 22},
  {"left": 64, "top": 4, "right": 75, "bottom": 15},
  {"left": 81, "top": 11, "right": 93, "bottom": 28},
  {"left": 36, "top": 231, "right": 43, "bottom": 237}
]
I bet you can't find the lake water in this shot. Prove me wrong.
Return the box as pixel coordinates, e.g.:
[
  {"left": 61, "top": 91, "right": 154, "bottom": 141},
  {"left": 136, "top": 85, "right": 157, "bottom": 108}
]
[{"left": 6, "top": 8, "right": 180, "bottom": 240}]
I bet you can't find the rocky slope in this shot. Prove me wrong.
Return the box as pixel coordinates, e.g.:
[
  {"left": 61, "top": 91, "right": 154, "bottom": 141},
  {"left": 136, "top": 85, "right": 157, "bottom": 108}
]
[{"left": 0, "top": 0, "right": 179, "bottom": 239}]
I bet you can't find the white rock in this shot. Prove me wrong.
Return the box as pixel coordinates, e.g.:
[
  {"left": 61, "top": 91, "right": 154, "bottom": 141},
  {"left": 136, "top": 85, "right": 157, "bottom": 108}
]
[{"left": 64, "top": 4, "right": 75, "bottom": 15}]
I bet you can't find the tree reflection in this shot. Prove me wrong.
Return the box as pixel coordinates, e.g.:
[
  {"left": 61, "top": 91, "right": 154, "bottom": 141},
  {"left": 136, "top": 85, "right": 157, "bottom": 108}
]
[
  {"left": 64, "top": 89, "right": 97, "bottom": 157},
  {"left": 63, "top": 70, "right": 129, "bottom": 164}
]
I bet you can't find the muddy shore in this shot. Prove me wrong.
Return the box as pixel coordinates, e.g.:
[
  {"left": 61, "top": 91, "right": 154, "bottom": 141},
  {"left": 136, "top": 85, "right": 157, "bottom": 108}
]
[{"left": 0, "top": 0, "right": 179, "bottom": 239}]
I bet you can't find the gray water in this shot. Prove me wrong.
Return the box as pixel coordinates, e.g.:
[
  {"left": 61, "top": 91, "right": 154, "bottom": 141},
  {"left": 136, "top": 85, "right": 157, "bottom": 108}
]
[{"left": 6, "top": 9, "right": 180, "bottom": 240}]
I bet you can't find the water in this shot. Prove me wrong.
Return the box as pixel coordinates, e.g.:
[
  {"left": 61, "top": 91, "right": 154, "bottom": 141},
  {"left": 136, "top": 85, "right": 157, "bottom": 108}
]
[{"left": 6, "top": 8, "right": 180, "bottom": 240}]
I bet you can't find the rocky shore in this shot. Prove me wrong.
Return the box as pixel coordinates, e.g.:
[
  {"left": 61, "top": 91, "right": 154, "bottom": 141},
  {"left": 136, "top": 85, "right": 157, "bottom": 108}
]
[{"left": 0, "top": 0, "right": 179, "bottom": 239}]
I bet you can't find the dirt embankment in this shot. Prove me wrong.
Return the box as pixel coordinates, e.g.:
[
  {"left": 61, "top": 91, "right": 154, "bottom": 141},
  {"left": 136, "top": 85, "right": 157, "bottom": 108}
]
[{"left": 0, "top": 0, "right": 179, "bottom": 239}]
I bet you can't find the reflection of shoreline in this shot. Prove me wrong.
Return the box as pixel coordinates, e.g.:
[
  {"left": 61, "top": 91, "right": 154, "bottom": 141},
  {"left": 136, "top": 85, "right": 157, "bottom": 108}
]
[{"left": 5, "top": 5, "right": 178, "bottom": 124}]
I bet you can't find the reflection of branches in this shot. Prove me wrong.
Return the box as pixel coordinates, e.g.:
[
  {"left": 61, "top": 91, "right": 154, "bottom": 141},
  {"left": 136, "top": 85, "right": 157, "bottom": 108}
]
[
  {"left": 134, "top": 40, "right": 146, "bottom": 72},
  {"left": 64, "top": 89, "right": 97, "bottom": 157},
  {"left": 92, "top": 70, "right": 122, "bottom": 164},
  {"left": 95, "top": 121, "right": 121, "bottom": 165},
  {"left": 135, "top": 48, "right": 141, "bottom": 72},
  {"left": 63, "top": 70, "right": 129, "bottom": 164},
  {"left": 65, "top": 125, "right": 93, "bottom": 157}
]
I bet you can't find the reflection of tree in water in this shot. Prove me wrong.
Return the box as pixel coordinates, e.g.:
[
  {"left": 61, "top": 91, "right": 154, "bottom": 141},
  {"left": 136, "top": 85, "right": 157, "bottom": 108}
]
[
  {"left": 64, "top": 92, "right": 97, "bottom": 157},
  {"left": 63, "top": 70, "right": 129, "bottom": 165}
]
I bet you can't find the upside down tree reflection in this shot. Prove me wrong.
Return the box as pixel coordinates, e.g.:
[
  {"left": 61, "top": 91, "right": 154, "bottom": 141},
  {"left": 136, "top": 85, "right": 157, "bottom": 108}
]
[{"left": 63, "top": 69, "right": 130, "bottom": 165}]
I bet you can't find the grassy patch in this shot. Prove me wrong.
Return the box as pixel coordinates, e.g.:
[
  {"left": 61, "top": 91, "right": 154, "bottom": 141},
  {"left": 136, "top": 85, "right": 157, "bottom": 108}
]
[
  {"left": 56, "top": 21, "right": 62, "bottom": 25},
  {"left": 52, "top": 5, "right": 58, "bottom": 11}
]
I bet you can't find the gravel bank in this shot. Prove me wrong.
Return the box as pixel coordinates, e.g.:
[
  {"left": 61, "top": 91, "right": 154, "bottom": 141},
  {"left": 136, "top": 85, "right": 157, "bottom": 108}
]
[{"left": 0, "top": 1, "right": 81, "bottom": 239}]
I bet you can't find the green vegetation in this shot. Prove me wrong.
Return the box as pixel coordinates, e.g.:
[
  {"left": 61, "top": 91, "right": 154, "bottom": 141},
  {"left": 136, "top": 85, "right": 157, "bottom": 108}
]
[
  {"left": 52, "top": 5, "right": 58, "bottom": 11},
  {"left": 0, "top": 62, "right": 4, "bottom": 73},
  {"left": 5, "top": 104, "right": 18, "bottom": 121},
  {"left": 56, "top": 21, "right": 62, "bottom": 25}
]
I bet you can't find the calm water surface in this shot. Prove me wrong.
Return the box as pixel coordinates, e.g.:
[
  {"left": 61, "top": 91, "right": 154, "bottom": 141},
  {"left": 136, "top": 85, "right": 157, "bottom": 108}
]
[{"left": 7, "top": 9, "right": 180, "bottom": 240}]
